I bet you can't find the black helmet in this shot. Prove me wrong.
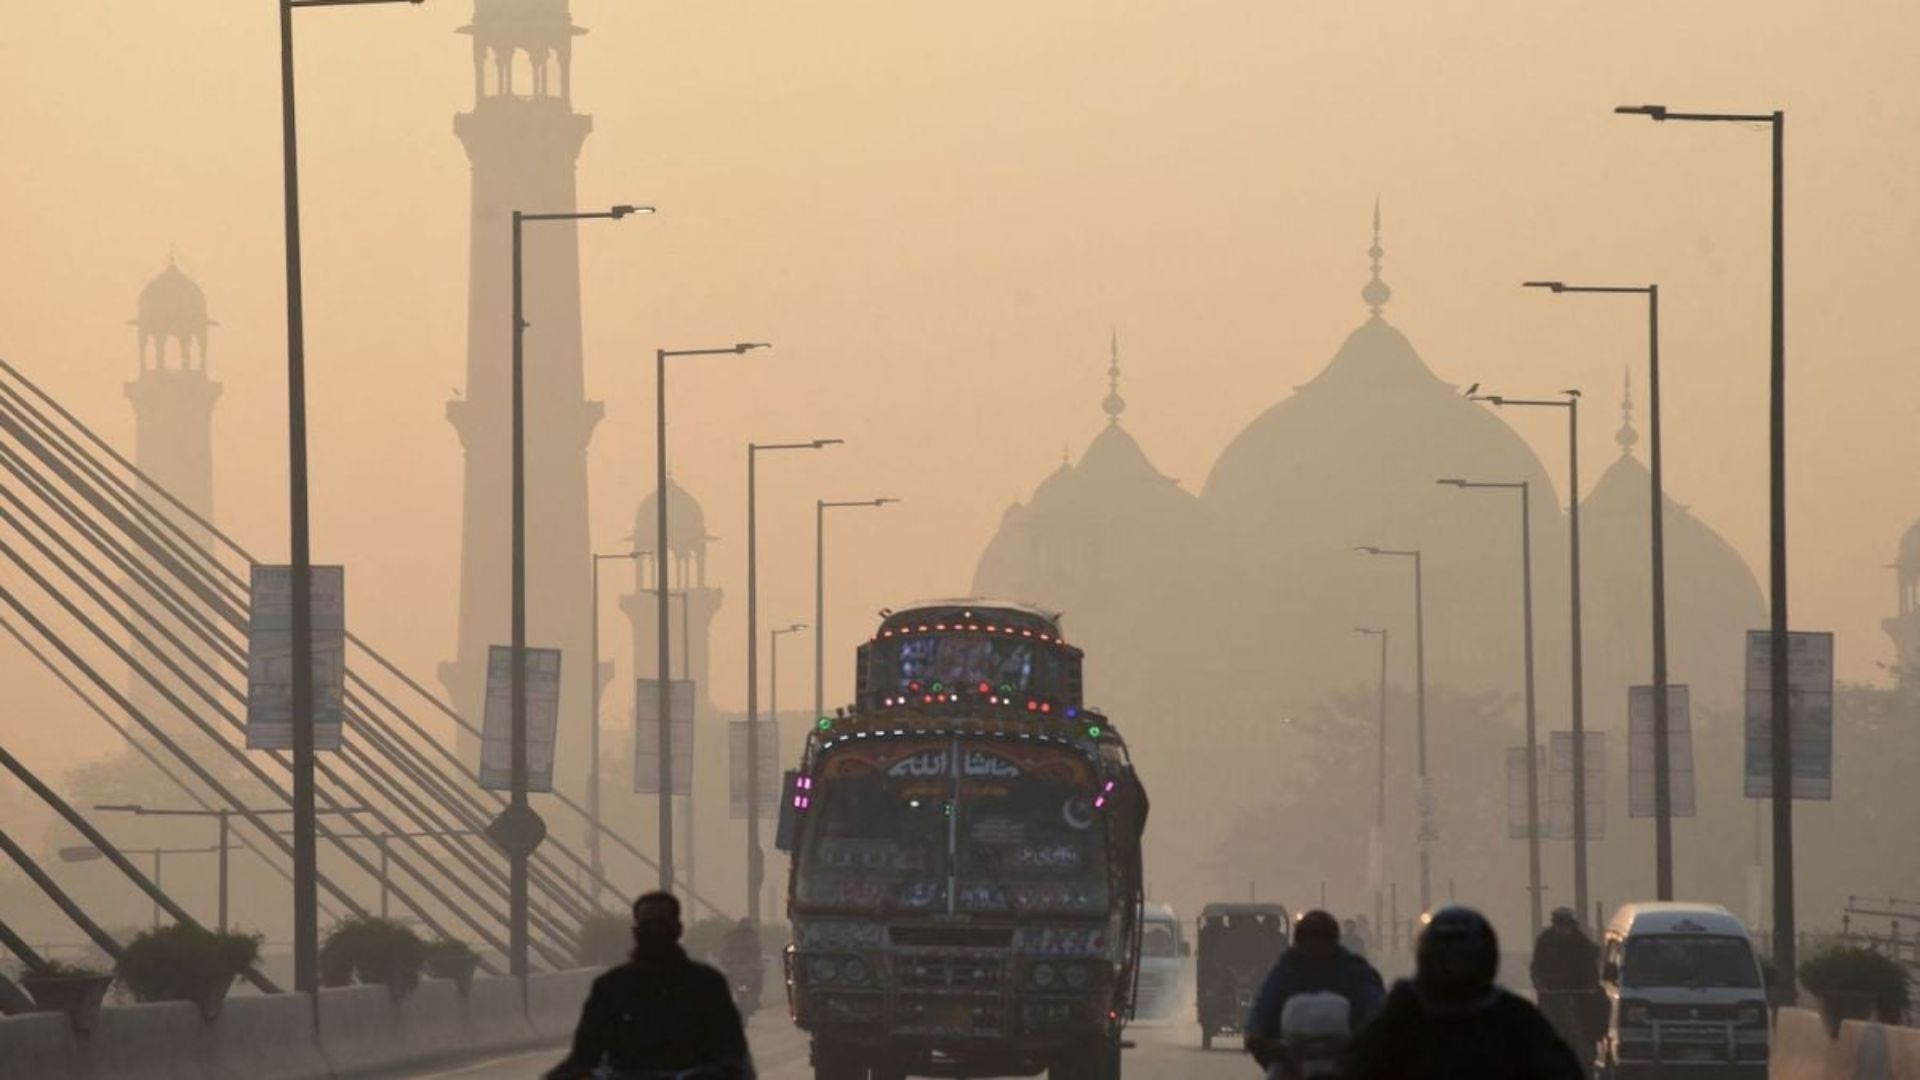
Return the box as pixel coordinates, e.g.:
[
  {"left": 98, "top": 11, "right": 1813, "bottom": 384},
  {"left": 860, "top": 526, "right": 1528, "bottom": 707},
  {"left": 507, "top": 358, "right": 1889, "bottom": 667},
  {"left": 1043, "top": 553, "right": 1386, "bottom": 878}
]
[{"left": 1415, "top": 906, "right": 1499, "bottom": 1006}]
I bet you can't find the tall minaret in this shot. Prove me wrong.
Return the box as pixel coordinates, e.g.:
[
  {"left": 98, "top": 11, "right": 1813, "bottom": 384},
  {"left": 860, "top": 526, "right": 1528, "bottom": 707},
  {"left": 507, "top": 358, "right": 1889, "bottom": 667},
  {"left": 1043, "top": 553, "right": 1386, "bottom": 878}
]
[
  {"left": 441, "top": 0, "right": 602, "bottom": 796},
  {"left": 127, "top": 258, "right": 221, "bottom": 535},
  {"left": 125, "top": 258, "right": 222, "bottom": 739}
]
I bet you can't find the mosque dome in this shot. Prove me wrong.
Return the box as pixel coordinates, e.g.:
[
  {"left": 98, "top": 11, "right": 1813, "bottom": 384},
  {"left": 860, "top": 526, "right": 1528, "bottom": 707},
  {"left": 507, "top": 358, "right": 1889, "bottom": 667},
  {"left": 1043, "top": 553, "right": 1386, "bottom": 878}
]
[
  {"left": 136, "top": 259, "right": 209, "bottom": 338},
  {"left": 632, "top": 477, "right": 710, "bottom": 557}
]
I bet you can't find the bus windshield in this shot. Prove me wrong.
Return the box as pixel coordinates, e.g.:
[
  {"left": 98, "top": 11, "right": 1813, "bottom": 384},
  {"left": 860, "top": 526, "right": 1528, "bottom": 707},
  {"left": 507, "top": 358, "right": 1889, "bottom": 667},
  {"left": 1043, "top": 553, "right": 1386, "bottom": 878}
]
[
  {"left": 794, "top": 738, "right": 1108, "bottom": 916},
  {"left": 1622, "top": 935, "right": 1762, "bottom": 989}
]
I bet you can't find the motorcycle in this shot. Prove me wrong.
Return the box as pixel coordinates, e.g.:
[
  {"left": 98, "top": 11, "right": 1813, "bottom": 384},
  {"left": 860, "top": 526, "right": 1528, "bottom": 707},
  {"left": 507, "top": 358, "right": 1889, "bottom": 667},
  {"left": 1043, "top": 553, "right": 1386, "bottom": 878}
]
[{"left": 724, "top": 958, "right": 763, "bottom": 1016}]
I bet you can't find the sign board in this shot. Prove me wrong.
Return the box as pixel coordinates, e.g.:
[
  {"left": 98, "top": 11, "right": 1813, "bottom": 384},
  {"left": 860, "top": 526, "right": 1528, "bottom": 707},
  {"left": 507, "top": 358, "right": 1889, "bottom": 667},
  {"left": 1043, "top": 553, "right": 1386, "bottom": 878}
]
[
  {"left": 1743, "top": 631, "right": 1834, "bottom": 800},
  {"left": 246, "top": 565, "right": 346, "bottom": 751},
  {"left": 478, "top": 646, "right": 562, "bottom": 791},
  {"left": 729, "top": 719, "right": 782, "bottom": 820},
  {"left": 1506, "top": 745, "right": 1546, "bottom": 840},
  {"left": 634, "top": 679, "right": 695, "bottom": 796},
  {"left": 1547, "top": 731, "right": 1606, "bottom": 841},
  {"left": 1629, "top": 685, "right": 1695, "bottom": 818}
]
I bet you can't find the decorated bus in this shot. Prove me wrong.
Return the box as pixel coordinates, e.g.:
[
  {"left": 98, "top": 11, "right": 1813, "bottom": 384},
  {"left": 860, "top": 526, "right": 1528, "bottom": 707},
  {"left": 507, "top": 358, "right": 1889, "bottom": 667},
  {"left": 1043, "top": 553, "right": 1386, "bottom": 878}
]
[{"left": 777, "top": 600, "right": 1149, "bottom": 1080}]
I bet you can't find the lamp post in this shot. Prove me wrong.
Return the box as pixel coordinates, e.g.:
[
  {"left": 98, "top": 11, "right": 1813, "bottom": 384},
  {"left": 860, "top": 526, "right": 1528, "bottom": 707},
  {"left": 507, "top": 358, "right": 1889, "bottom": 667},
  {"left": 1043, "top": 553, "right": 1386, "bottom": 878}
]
[
  {"left": 814, "top": 499, "right": 900, "bottom": 722},
  {"left": 60, "top": 844, "right": 219, "bottom": 930},
  {"left": 279, "top": 0, "right": 426, "bottom": 996},
  {"left": 1355, "top": 626, "right": 1388, "bottom": 935},
  {"left": 506, "top": 204, "right": 649, "bottom": 978},
  {"left": 1437, "top": 477, "right": 1543, "bottom": 936},
  {"left": 589, "top": 549, "right": 641, "bottom": 906},
  {"left": 1355, "top": 546, "right": 1431, "bottom": 912},
  {"left": 651, "top": 344, "right": 771, "bottom": 891},
  {"left": 1614, "top": 101, "right": 1795, "bottom": 999},
  {"left": 746, "top": 440, "right": 840, "bottom": 924},
  {"left": 1472, "top": 388, "right": 1590, "bottom": 920},
  {"left": 770, "top": 622, "right": 805, "bottom": 919},
  {"left": 94, "top": 803, "right": 362, "bottom": 933},
  {"left": 1524, "top": 280, "right": 1673, "bottom": 901}
]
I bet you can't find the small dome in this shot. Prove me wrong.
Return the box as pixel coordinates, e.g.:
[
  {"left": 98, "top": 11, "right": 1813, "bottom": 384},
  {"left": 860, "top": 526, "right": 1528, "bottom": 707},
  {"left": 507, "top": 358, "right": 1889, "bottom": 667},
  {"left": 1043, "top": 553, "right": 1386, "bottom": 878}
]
[
  {"left": 1899, "top": 516, "right": 1920, "bottom": 572},
  {"left": 137, "top": 260, "right": 209, "bottom": 337},
  {"left": 632, "top": 477, "right": 709, "bottom": 555}
]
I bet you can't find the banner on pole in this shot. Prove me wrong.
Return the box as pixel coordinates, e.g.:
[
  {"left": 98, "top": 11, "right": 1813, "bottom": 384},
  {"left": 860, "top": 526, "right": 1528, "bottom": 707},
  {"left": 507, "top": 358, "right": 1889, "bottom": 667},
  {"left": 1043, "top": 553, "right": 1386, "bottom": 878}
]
[
  {"left": 1743, "top": 630, "right": 1834, "bottom": 800},
  {"left": 478, "top": 646, "right": 562, "bottom": 791},
  {"left": 246, "top": 565, "right": 346, "bottom": 751},
  {"left": 1547, "top": 731, "right": 1606, "bottom": 841},
  {"left": 729, "top": 720, "right": 782, "bottom": 820},
  {"left": 1506, "top": 745, "right": 1546, "bottom": 840},
  {"left": 1628, "top": 684, "right": 1694, "bottom": 818},
  {"left": 634, "top": 679, "right": 695, "bottom": 795}
]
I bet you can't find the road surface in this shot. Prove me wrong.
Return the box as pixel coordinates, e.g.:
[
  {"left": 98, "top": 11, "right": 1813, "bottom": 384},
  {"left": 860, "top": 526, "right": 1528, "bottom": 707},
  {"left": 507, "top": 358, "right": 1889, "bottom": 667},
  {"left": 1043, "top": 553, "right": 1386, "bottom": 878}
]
[{"left": 385, "top": 1012, "right": 1255, "bottom": 1079}]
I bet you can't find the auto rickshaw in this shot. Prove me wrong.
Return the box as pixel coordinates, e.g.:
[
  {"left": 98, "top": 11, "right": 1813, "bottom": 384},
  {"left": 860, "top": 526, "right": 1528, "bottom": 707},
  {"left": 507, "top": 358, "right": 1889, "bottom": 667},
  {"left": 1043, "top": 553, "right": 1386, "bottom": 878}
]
[{"left": 1194, "top": 902, "right": 1291, "bottom": 1049}]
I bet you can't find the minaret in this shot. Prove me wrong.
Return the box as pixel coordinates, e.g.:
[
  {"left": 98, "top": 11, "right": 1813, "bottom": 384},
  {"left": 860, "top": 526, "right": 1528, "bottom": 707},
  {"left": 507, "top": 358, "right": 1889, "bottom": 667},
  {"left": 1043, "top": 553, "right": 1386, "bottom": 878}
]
[
  {"left": 619, "top": 480, "right": 724, "bottom": 716},
  {"left": 125, "top": 258, "right": 222, "bottom": 739},
  {"left": 441, "top": 0, "right": 602, "bottom": 794},
  {"left": 126, "top": 258, "right": 222, "bottom": 536}
]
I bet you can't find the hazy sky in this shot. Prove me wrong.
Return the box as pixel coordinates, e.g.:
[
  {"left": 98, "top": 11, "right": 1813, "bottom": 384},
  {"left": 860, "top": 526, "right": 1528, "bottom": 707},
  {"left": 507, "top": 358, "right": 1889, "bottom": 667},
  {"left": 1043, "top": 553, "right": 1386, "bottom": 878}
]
[{"left": 3, "top": 1, "right": 1918, "bottom": 781}]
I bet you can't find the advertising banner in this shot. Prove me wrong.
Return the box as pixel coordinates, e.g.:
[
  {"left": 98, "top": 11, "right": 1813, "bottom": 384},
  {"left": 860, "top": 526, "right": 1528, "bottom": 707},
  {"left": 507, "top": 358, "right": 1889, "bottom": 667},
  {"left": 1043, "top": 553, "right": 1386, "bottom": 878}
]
[
  {"left": 1506, "top": 745, "right": 1546, "bottom": 840},
  {"left": 1743, "top": 630, "right": 1834, "bottom": 800},
  {"left": 1628, "top": 684, "right": 1695, "bottom": 818},
  {"left": 478, "top": 646, "right": 562, "bottom": 791},
  {"left": 1547, "top": 731, "right": 1606, "bottom": 841},
  {"left": 246, "top": 565, "right": 346, "bottom": 751},
  {"left": 729, "top": 720, "right": 782, "bottom": 820},
  {"left": 634, "top": 678, "right": 695, "bottom": 796}
]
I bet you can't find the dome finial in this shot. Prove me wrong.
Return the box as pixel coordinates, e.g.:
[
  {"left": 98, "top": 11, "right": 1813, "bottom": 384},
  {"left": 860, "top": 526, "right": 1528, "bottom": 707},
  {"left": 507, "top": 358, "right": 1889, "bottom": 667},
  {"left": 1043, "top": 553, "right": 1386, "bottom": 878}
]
[
  {"left": 1616, "top": 366, "right": 1640, "bottom": 456},
  {"left": 1361, "top": 198, "right": 1392, "bottom": 319},
  {"left": 1101, "top": 328, "right": 1126, "bottom": 424}
]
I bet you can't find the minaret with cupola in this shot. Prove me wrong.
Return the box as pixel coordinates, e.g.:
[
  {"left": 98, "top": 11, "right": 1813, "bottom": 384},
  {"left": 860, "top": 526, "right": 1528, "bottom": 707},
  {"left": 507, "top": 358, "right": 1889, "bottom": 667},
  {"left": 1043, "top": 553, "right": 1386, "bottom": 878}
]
[
  {"left": 126, "top": 258, "right": 222, "bottom": 543},
  {"left": 441, "top": 0, "right": 602, "bottom": 790}
]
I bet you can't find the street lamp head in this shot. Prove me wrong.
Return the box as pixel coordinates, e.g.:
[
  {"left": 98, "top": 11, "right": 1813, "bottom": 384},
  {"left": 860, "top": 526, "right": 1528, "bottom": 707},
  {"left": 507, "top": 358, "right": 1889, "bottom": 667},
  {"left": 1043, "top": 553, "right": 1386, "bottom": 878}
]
[
  {"left": 1354, "top": 545, "right": 1381, "bottom": 555},
  {"left": 1354, "top": 627, "right": 1383, "bottom": 636},
  {"left": 811, "top": 438, "right": 845, "bottom": 448},
  {"left": 1563, "top": 388, "right": 1582, "bottom": 399},
  {"left": 95, "top": 803, "right": 144, "bottom": 814},
  {"left": 734, "top": 342, "right": 771, "bottom": 353},
  {"left": 1615, "top": 104, "right": 1669, "bottom": 120},
  {"left": 1436, "top": 478, "right": 1468, "bottom": 488},
  {"left": 874, "top": 497, "right": 901, "bottom": 506},
  {"left": 609, "top": 204, "right": 656, "bottom": 219},
  {"left": 787, "top": 622, "right": 807, "bottom": 632},
  {"left": 1521, "top": 281, "right": 1566, "bottom": 293}
]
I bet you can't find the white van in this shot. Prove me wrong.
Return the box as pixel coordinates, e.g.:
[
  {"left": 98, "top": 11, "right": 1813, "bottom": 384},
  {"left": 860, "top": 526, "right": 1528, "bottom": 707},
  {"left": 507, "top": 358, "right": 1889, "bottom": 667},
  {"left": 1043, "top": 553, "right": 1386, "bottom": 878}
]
[
  {"left": 1133, "top": 903, "right": 1188, "bottom": 1021},
  {"left": 1596, "top": 903, "right": 1769, "bottom": 1079}
]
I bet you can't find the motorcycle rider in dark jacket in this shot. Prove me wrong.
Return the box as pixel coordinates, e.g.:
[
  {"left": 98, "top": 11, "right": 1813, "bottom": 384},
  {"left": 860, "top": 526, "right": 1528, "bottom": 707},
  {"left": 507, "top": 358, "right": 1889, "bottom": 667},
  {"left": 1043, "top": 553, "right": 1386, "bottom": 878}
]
[
  {"left": 547, "top": 892, "right": 755, "bottom": 1080},
  {"left": 1245, "top": 910, "right": 1387, "bottom": 1070},
  {"left": 1346, "top": 906, "right": 1584, "bottom": 1080}
]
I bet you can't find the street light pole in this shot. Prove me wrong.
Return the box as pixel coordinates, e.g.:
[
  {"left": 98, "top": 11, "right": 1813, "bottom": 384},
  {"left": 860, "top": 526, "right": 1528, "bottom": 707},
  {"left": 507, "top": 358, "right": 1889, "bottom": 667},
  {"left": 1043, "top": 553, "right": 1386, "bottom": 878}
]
[
  {"left": 508, "top": 205, "right": 647, "bottom": 976},
  {"left": 1438, "top": 478, "right": 1543, "bottom": 936},
  {"left": 1474, "top": 389, "right": 1589, "bottom": 921},
  {"left": 279, "top": 0, "right": 425, "bottom": 997},
  {"left": 1355, "top": 626, "right": 1388, "bottom": 936},
  {"left": 1615, "top": 100, "right": 1795, "bottom": 999},
  {"left": 1355, "top": 546, "right": 1431, "bottom": 912},
  {"left": 1524, "top": 281, "right": 1672, "bottom": 900},
  {"left": 746, "top": 441, "right": 839, "bottom": 924},
  {"left": 814, "top": 499, "right": 899, "bottom": 723},
  {"left": 651, "top": 344, "right": 771, "bottom": 891}
]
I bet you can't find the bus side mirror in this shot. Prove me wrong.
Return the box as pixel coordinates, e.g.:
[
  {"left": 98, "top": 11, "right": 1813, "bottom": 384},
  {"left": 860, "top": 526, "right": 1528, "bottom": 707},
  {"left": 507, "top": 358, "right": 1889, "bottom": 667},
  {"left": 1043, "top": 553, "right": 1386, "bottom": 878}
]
[{"left": 1601, "top": 960, "right": 1619, "bottom": 983}]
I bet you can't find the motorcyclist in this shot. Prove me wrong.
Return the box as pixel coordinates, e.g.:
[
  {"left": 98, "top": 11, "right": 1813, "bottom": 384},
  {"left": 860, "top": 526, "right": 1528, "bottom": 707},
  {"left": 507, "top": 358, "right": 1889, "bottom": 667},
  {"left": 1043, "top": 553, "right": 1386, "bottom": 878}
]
[
  {"left": 1345, "top": 906, "right": 1584, "bottom": 1080},
  {"left": 547, "top": 892, "right": 754, "bottom": 1080},
  {"left": 1531, "top": 907, "right": 1602, "bottom": 1067},
  {"left": 1245, "top": 910, "right": 1386, "bottom": 1071},
  {"left": 720, "top": 918, "right": 765, "bottom": 1011}
]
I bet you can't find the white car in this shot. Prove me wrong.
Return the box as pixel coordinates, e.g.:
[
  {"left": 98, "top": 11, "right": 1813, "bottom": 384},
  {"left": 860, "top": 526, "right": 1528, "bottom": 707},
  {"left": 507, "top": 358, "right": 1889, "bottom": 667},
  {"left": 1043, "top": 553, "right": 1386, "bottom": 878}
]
[
  {"left": 1596, "top": 903, "right": 1770, "bottom": 1079},
  {"left": 1133, "top": 903, "right": 1188, "bottom": 1021}
]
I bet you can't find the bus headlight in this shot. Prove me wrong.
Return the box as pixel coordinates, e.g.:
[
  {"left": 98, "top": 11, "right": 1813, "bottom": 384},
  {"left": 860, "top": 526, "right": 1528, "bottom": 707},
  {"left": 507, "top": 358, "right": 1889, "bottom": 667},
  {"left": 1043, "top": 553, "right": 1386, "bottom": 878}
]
[
  {"left": 1738, "top": 1003, "right": 1766, "bottom": 1027},
  {"left": 1031, "top": 962, "right": 1057, "bottom": 988},
  {"left": 807, "top": 956, "right": 838, "bottom": 984}
]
